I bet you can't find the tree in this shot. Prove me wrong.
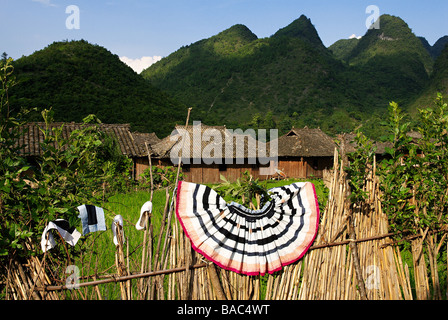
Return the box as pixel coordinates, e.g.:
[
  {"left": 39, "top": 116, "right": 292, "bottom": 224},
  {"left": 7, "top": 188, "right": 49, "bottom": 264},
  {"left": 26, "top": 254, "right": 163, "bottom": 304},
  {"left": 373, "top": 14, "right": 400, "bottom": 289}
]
[{"left": 378, "top": 96, "right": 448, "bottom": 299}]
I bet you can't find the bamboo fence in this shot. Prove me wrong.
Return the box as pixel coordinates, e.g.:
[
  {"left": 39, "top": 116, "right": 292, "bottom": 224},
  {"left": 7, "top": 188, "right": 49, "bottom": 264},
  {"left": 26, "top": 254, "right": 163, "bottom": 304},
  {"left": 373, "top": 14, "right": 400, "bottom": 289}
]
[{"left": 3, "top": 149, "right": 447, "bottom": 300}]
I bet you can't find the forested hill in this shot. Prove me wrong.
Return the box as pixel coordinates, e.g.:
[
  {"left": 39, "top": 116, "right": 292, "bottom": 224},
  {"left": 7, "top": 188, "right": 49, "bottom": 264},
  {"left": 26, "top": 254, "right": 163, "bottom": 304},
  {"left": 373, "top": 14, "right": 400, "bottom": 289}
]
[
  {"left": 8, "top": 40, "right": 188, "bottom": 137},
  {"left": 345, "top": 14, "right": 433, "bottom": 101},
  {"left": 409, "top": 44, "right": 448, "bottom": 113},
  {"left": 141, "top": 14, "right": 359, "bottom": 135},
  {"left": 142, "top": 14, "right": 443, "bottom": 138}
]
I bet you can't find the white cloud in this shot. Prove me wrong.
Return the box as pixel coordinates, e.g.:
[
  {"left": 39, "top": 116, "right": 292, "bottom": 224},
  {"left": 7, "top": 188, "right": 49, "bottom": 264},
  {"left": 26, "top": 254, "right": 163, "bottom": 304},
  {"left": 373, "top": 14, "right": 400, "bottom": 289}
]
[
  {"left": 349, "top": 34, "right": 362, "bottom": 40},
  {"left": 32, "top": 0, "right": 57, "bottom": 7},
  {"left": 119, "top": 56, "right": 162, "bottom": 74}
]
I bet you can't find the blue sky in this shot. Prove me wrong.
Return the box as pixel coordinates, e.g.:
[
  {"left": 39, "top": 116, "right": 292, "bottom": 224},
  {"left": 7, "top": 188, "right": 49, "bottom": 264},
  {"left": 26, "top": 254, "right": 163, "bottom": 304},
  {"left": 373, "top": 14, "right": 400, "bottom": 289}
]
[{"left": 1, "top": 0, "right": 447, "bottom": 72}]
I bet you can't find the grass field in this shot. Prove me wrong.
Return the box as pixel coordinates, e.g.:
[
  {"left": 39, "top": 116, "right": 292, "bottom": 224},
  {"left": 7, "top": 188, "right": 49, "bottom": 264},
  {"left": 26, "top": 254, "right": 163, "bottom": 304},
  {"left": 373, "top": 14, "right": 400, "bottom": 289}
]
[{"left": 70, "top": 178, "right": 328, "bottom": 299}]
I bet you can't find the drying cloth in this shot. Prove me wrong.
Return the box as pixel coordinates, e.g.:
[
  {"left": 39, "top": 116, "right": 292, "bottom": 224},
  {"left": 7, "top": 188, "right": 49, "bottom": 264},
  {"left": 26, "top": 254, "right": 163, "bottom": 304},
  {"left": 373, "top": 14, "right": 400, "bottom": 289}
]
[
  {"left": 77, "top": 204, "right": 106, "bottom": 235},
  {"left": 176, "top": 181, "right": 319, "bottom": 276},
  {"left": 136, "top": 201, "right": 152, "bottom": 230},
  {"left": 41, "top": 219, "right": 82, "bottom": 253},
  {"left": 112, "top": 215, "right": 125, "bottom": 246}
]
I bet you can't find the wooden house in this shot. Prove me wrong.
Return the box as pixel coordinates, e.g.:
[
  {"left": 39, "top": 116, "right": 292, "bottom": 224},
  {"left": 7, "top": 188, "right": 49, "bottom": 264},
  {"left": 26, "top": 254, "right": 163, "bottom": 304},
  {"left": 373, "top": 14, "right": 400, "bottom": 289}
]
[
  {"left": 272, "top": 127, "right": 337, "bottom": 179},
  {"left": 15, "top": 122, "right": 341, "bottom": 184},
  {"left": 131, "top": 131, "right": 161, "bottom": 179},
  {"left": 15, "top": 122, "right": 149, "bottom": 180},
  {"left": 138, "top": 123, "right": 275, "bottom": 184}
]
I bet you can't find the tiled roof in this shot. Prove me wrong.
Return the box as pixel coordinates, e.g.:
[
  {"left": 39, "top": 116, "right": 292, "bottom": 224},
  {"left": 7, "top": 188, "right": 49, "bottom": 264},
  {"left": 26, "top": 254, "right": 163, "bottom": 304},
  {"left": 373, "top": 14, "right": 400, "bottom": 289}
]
[
  {"left": 14, "top": 123, "right": 342, "bottom": 161},
  {"left": 152, "top": 123, "right": 273, "bottom": 160},
  {"left": 131, "top": 132, "right": 161, "bottom": 156},
  {"left": 272, "top": 127, "right": 337, "bottom": 157},
  {"left": 15, "top": 122, "right": 146, "bottom": 157}
]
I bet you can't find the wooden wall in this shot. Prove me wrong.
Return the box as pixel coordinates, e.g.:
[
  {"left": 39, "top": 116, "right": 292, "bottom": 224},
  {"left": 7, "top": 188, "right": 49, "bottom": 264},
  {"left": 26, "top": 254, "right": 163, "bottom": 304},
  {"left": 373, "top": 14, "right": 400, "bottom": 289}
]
[
  {"left": 134, "top": 157, "right": 149, "bottom": 180},
  {"left": 182, "top": 163, "right": 272, "bottom": 184},
  {"left": 133, "top": 156, "right": 334, "bottom": 183},
  {"left": 277, "top": 157, "right": 333, "bottom": 179},
  {"left": 134, "top": 157, "right": 271, "bottom": 184}
]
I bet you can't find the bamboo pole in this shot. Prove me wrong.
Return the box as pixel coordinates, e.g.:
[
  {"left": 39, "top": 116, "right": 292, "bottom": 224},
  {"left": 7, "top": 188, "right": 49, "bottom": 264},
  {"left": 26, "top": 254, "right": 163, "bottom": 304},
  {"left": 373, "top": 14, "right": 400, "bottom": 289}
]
[
  {"left": 138, "top": 142, "right": 154, "bottom": 299},
  {"left": 207, "top": 262, "right": 227, "bottom": 300},
  {"left": 35, "top": 263, "right": 208, "bottom": 292}
]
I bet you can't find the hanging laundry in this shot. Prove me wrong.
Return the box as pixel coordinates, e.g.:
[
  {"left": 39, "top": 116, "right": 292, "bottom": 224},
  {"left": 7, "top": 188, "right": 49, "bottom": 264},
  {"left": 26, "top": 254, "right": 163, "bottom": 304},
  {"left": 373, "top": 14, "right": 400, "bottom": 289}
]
[
  {"left": 41, "top": 219, "right": 82, "bottom": 253},
  {"left": 77, "top": 204, "right": 106, "bottom": 235},
  {"left": 175, "top": 181, "right": 320, "bottom": 276},
  {"left": 112, "top": 215, "right": 125, "bottom": 246},
  {"left": 136, "top": 201, "right": 152, "bottom": 230}
]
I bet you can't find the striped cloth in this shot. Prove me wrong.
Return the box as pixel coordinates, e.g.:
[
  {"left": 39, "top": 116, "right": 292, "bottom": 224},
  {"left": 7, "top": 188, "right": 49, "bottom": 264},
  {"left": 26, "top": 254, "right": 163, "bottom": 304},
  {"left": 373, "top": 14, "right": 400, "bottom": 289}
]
[
  {"left": 77, "top": 204, "right": 106, "bottom": 235},
  {"left": 41, "top": 219, "right": 82, "bottom": 253},
  {"left": 175, "top": 181, "right": 320, "bottom": 276}
]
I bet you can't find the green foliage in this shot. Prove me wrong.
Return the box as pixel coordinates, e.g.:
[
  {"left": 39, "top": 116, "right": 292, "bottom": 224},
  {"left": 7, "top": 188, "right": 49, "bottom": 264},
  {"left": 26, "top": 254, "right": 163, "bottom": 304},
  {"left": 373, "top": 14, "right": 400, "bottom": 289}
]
[
  {"left": 329, "top": 38, "right": 360, "bottom": 62},
  {"left": 346, "top": 130, "right": 377, "bottom": 204},
  {"left": 140, "top": 165, "right": 183, "bottom": 190},
  {"left": 379, "top": 95, "right": 448, "bottom": 235},
  {"left": 213, "top": 174, "right": 328, "bottom": 212},
  {"left": 346, "top": 95, "right": 448, "bottom": 298},
  {"left": 0, "top": 58, "right": 33, "bottom": 257},
  {"left": 214, "top": 171, "right": 269, "bottom": 208}
]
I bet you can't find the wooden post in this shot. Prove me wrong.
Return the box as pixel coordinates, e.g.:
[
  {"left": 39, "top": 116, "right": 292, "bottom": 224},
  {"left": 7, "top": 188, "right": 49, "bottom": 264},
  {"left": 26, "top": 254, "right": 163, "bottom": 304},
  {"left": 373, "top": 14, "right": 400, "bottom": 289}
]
[
  {"left": 138, "top": 142, "right": 154, "bottom": 299},
  {"left": 347, "top": 213, "right": 368, "bottom": 300},
  {"left": 207, "top": 263, "right": 227, "bottom": 300},
  {"left": 114, "top": 221, "right": 127, "bottom": 300}
]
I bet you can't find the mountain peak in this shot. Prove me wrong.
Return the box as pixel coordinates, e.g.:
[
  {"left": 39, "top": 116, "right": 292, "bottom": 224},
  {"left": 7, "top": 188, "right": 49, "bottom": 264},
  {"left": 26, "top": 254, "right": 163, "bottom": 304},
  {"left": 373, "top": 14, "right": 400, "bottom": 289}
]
[
  {"left": 218, "top": 24, "right": 257, "bottom": 41},
  {"left": 207, "top": 24, "right": 257, "bottom": 55},
  {"left": 357, "top": 14, "right": 420, "bottom": 45},
  {"left": 372, "top": 14, "right": 411, "bottom": 38},
  {"left": 272, "top": 14, "right": 325, "bottom": 49},
  {"left": 347, "top": 14, "right": 433, "bottom": 72}
]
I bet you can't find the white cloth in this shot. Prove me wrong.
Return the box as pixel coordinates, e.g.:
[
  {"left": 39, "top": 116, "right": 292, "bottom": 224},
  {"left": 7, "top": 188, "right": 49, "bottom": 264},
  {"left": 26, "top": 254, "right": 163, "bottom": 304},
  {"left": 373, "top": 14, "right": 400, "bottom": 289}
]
[
  {"left": 112, "top": 215, "right": 125, "bottom": 246},
  {"left": 41, "top": 219, "right": 81, "bottom": 253},
  {"left": 136, "top": 201, "right": 152, "bottom": 230}
]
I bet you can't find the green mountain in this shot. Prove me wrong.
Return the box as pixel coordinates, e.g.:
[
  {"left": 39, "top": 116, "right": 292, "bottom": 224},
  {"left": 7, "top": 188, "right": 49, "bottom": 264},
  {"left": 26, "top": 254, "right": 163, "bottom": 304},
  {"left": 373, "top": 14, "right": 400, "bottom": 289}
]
[
  {"left": 419, "top": 36, "right": 433, "bottom": 55},
  {"left": 141, "top": 16, "right": 363, "bottom": 134},
  {"left": 141, "top": 14, "right": 435, "bottom": 137},
  {"left": 432, "top": 36, "right": 448, "bottom": 58},
  {"left": 345, "top": 15, "right": 433, "bottom": 104},
  {"left": 419, "top": 36, "right": 448, "bottom": 59},
  {"left": 272, "top": 15, "right": 326, "bottom": 50},
  {"left": 347, "top": 15, "right": 432, "bottom": 71},
  {"left": 328, "top": 38, "right": 360, "bottom": 62},
  {"left": 9, "top": 40, "right": 188, "bottom": 137},
  {"left": 409, "top": 44, "right": 448, "bottom": 113}
]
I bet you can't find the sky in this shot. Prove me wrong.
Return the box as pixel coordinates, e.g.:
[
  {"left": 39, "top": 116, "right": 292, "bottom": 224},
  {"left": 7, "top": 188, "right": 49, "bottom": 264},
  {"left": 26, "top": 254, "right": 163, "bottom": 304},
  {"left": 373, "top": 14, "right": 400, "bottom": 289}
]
[{"left": 1, "top": 0, "right": 448, "bottom": 73}]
